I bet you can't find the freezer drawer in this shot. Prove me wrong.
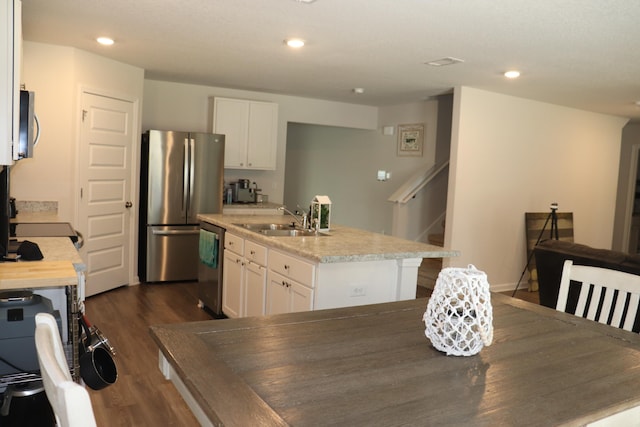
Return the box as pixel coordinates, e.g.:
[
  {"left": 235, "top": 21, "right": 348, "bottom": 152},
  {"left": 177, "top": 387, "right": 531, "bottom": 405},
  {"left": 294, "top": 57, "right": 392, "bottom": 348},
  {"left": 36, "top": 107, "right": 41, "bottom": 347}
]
[{"left": 146, "top": 225, "right": 200, "bottom": 282}]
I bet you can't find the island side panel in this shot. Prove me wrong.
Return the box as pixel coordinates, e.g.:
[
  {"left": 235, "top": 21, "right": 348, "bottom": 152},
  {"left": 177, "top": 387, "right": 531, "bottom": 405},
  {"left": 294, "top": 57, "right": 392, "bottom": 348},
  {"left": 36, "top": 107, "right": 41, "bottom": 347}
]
[{"left": 314, "top": 259, "right": 401, "bottom": 309}]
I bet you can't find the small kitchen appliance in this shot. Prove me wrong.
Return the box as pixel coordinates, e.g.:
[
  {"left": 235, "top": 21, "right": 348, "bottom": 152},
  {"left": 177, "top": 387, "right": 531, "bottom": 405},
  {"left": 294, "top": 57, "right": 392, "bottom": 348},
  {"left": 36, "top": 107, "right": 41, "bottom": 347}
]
[
  {"left": 0, "top": 291, "right": 61, "bottom": 376},
  {"left": 233, "top": 179, "right": 255, "bottom": 203}
]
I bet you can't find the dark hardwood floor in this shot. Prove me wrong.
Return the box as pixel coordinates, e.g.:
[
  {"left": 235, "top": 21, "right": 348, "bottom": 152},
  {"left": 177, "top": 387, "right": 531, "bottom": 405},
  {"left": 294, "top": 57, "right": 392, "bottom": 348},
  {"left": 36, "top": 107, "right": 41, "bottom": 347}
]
[
  {"left": 84, "top": 280, "right": 539, "bottom": 426},
  {"left": 83, "top": 282, "right": 212, "bottom": 426}
]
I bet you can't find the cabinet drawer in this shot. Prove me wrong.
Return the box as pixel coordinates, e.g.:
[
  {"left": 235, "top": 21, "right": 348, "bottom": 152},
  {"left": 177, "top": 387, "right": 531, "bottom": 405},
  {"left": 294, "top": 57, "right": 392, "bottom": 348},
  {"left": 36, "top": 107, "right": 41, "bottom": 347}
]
[
  {"left": 244, "top": 240, "right": 267, "bottom": 266},
  {"left": 224, "top": 232, "right": 244, "bottom": 254},
  {"left": 268, "top": 250, "right": 315, "bottom": 288}
]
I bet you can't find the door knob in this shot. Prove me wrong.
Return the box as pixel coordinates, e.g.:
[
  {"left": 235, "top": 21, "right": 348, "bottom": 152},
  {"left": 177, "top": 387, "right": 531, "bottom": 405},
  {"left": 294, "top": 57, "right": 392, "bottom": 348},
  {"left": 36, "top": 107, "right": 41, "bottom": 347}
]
[{"left": 125, "top": 201, "right": 133, "bottom": 208}]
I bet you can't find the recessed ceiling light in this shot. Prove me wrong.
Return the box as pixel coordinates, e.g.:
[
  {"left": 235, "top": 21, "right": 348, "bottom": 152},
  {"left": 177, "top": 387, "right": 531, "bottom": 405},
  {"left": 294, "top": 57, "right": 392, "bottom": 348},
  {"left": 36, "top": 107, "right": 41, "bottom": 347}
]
[
  {"left": 97, "top": 37, "right": 114, "bottom": 46},
  {"left": 294, "top": 0, "right": 317, "bottom": 3},
  {"left": 352, "top": 88, "right": 364, "bottom": 94},
  {"left": 504, "top": 70, "right": 521, "bottom": 79},
  {"left": 285, "top": 39, "right": 305, "bottom": 48}
]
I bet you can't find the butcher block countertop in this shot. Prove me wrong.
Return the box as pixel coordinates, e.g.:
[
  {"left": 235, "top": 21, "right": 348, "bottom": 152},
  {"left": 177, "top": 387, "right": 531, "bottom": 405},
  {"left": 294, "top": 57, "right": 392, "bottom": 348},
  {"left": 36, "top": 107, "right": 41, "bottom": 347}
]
[
  {"left": 151, "top": 294, "right": 640, "bottom": 427},
  {"left": 0, "top": 237, "right": 80, "bottom": 290},
  {"left": 198, "top": 214, "right": 459, "bottom": 263}
]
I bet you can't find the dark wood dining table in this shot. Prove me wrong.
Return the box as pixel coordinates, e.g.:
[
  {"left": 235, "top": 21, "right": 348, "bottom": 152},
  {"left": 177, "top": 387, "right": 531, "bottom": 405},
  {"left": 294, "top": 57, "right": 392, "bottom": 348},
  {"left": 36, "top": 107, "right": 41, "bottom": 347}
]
[{"left": 150, "top": 293, "right": 640, "bottom": 426}]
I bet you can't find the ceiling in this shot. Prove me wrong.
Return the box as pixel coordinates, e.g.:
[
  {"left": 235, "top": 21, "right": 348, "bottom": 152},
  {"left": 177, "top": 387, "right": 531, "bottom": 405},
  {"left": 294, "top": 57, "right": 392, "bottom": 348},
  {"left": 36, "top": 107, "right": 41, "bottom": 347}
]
[{"left": 21, "top": 0, "right": 640, "bottom": 120}]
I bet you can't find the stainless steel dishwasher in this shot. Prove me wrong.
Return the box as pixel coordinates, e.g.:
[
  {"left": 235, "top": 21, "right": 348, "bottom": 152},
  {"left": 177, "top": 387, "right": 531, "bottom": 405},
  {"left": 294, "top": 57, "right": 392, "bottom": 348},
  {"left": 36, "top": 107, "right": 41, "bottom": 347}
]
[{"left": 197, "top": 222, "right": 225, "bottom": 317}]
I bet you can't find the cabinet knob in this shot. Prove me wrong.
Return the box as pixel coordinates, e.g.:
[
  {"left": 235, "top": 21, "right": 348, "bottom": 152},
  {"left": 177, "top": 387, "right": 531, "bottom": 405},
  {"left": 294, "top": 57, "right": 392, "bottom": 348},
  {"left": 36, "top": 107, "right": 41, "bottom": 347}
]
[
  {"left": 284, "top": 264, "right": 290, "bottom": 270},
  {"left": 250, "top": 250, "right": 255, "bottom": 255}
]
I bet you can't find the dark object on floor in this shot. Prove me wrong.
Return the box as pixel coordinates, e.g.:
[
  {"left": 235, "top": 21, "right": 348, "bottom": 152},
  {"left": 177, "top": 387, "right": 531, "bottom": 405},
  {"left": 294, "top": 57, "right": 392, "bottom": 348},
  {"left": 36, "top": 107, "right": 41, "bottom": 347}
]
[{"left": 0, "top": 381, "right": 56, "bottom": 426}]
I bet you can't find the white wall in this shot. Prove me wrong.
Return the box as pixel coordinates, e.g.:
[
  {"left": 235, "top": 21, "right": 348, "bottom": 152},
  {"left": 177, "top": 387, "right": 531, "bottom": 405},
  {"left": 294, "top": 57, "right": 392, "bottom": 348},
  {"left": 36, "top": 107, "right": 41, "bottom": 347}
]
[
  {"left": 446, "top": 86, "right": 628, "bottom": 291},
  {"left": 284, "top": 100, "right": 440, "bottom": 233},
  {"left": 11, "top": 43, "right": 76, "bottom": 219},
  {"left": 12, "top": 41, "right": 144, "bottom": 222},
  {"left": 142, "top": 80, "right": 378, "bottom": 204}
]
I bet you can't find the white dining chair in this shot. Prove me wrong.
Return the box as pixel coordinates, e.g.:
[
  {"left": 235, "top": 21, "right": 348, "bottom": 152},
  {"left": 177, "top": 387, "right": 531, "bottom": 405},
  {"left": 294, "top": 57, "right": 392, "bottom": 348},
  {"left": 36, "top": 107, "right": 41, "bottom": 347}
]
[
  {"left": 556, "top": 259, "right": 640, "bottom": 332},
  {"left": 34, "top": 313, "right": 97, "bottom": 427}
]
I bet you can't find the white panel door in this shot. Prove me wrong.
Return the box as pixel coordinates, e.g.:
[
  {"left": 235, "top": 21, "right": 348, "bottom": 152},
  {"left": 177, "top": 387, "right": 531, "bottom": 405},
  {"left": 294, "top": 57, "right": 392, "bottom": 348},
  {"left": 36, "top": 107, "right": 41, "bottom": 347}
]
[{"left": 79, "top": 92, "right": 134, "bottom": 296}]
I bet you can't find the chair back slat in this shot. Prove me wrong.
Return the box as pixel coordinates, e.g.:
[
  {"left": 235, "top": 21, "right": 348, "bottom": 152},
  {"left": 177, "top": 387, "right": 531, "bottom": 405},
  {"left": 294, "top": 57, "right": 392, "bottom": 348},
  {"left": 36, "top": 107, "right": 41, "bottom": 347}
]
[
  {"left": 556, "top": 260, "right": 640, "bottom": 333},
  {"left": 624, "top": 294, "right": 640, "bottom": 331},
  {"left": 610, "top": 290, "right": 626, "bottom": 327}
]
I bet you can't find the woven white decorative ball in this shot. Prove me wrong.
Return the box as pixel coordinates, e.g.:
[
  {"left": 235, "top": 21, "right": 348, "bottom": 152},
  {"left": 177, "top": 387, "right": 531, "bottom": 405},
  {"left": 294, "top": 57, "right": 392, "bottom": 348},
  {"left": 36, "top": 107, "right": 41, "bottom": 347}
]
[{"left": 423, "top": 265, "right": 493, "bottom": 356}]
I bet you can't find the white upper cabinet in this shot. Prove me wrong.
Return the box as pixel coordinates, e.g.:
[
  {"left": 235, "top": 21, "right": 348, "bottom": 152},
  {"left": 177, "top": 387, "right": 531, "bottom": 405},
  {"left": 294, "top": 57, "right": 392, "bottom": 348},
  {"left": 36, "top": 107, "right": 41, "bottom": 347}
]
[
  {"left": 212, "top": 97, "right": 278, "bottom": 170},
  {"left": 0, "top": 0, "right": 20, "bottom": 165}
]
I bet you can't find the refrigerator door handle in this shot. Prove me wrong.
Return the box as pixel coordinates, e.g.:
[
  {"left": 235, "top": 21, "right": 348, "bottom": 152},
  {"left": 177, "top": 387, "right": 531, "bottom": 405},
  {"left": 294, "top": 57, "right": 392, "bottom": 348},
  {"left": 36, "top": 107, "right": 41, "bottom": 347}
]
[
  {"left": 183, "top": 138, "right": 189, "bottom": 217},
  {"left": 151, "top": 229, "right": 200, "bottom": 236},
  {"left": 188, "top": 138, "right": 196, "bottom": 218}
]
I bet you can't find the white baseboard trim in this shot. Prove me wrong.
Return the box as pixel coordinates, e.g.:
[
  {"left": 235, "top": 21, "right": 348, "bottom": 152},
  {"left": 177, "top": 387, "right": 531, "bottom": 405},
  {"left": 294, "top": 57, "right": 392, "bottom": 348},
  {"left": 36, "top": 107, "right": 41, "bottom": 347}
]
[{"left": 491, "top": 282, "right": 529, "bottom": 293}]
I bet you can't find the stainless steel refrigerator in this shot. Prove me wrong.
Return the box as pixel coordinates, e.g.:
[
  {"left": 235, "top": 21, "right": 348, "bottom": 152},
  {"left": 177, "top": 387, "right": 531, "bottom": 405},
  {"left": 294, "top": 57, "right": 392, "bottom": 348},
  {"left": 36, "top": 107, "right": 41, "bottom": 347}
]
[{"left": 138, "top": 130, "right": 224, "bottom": 282}]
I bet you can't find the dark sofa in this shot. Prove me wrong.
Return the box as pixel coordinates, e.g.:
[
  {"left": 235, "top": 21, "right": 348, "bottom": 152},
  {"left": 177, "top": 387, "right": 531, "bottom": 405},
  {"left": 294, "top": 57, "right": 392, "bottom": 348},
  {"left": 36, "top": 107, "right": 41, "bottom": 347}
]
[{"left": 533, "top": 239, "right": 640, "bottom": 309}]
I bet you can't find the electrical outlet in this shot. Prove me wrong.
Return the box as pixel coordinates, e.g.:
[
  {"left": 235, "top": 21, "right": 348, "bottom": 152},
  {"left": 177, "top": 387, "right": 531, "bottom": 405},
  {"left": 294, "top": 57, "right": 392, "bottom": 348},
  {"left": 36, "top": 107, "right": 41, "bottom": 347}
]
[{"left": 349, "top": 285, "right": 366, "bottom": 297}]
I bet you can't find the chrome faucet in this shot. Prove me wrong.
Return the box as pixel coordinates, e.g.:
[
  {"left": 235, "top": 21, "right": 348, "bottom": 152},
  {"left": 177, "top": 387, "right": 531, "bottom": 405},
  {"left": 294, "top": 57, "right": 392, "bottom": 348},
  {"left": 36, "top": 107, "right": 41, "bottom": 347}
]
[{"left": 278, "top": 206, "right": 308, "bottom": 229}]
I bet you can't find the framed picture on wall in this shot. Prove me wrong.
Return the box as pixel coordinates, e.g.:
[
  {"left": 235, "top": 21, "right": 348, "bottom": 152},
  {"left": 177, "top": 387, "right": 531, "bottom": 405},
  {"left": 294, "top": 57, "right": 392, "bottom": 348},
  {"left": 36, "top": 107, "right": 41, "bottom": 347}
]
[{"left": 397, "top": 123, "right": 424, "bottom": 157}]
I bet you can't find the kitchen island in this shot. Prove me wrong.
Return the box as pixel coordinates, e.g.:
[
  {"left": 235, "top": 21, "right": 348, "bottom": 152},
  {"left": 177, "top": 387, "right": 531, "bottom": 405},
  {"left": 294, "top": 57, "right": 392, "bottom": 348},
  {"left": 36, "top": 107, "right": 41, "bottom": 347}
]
[
  {"left": 199, "top": 213, "right": 455, "bottom": 263},
  {"left": 198, "top": 214, "right": 458, "bottom": 316},
  {"left": 151, "top": 293, "right": 640, "bottom": 426}
]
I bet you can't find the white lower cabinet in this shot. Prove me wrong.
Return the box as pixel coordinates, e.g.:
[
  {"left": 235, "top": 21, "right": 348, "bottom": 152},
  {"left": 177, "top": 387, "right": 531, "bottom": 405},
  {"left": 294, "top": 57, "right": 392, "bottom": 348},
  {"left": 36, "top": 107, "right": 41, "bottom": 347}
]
[
  {"left": 218, "top": 227, "right": 421, "bottom": 318},
  {"left": 222, "top": 232, "right": 267, "bottom": 318},
  {"left": 266, "top": 249, "right": 315, "bottom": 315},
  {"left": 266, "top": 270, "right": 313, "bottom": 315}
]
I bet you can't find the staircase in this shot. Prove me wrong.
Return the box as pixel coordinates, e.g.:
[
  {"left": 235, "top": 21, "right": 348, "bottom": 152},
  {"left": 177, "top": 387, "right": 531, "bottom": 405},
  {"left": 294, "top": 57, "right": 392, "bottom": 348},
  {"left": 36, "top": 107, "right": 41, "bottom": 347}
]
[{"left": 418, "top": 231, "right": 444, "bottom": 290}]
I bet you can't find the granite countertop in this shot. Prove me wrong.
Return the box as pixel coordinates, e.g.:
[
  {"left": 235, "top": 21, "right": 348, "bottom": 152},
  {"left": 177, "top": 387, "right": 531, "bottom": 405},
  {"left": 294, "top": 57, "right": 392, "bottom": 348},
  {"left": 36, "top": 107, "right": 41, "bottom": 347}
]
[
  {"left": 222, "top": 201, "right": 283, "bottom": 211},
  {"left": 199, "top": 213, "right": 459, "bottom": 263}
]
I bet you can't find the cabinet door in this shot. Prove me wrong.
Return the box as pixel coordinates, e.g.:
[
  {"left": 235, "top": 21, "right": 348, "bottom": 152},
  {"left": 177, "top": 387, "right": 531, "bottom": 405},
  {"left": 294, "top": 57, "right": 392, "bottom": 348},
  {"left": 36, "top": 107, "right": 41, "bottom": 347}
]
[
  {"left": 246, "top": 101, "right": 277, "bottom": 170},
  {"left": 266, "top": 270, "right": 291, "bottom": 315},
  {"left": 0, "top": 0, "right": 19, "bottom": 165},
  {"left": 213, "top": 98, "right": 249, "bottom": 168},
  {"left": 244, "top": 261, "right": 266, "bottom": 317},
  {"left": 266, "top": 270, "right": 313, "bottom": 315},
  {"left": 289, "top": 281, "right": 314, "bottom": 313},
  {"left": 222, "top": 249, "right": 243, "bottom": 318}
]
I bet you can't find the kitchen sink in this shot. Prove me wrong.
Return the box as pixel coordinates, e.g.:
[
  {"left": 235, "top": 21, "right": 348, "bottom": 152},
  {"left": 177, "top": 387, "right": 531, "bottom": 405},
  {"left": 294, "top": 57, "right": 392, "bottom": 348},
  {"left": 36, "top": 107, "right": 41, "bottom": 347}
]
[
  {"left": 259, "top": 229, "right": 322, "bottom": 237},
  {"left": 235, "top": 223, "right": 293, "bottom": 231},
  {"left": 234, "top": 223, "right": 326, "bottom": 237}
]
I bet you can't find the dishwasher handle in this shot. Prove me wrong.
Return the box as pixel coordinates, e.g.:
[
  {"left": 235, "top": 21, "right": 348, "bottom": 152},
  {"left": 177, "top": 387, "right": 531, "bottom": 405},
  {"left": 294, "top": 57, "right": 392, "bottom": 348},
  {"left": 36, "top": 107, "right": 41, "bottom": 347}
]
[{"left": 151, "top": 229, "right": 200, "bottom": 236}]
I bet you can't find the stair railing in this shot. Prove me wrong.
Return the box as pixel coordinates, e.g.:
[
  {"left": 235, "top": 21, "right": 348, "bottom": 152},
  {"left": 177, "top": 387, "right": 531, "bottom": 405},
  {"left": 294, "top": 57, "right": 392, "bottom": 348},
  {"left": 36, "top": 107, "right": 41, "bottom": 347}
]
[{"left": 387, "top": 161, "right": 449, "bottom": 204}]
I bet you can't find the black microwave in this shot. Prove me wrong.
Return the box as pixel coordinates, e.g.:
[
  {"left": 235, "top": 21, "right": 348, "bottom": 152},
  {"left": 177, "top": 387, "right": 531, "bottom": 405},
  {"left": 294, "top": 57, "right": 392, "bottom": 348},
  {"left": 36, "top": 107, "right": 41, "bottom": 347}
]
[{"left": 17, "top": 90, "right": 37, "bottom": 159}]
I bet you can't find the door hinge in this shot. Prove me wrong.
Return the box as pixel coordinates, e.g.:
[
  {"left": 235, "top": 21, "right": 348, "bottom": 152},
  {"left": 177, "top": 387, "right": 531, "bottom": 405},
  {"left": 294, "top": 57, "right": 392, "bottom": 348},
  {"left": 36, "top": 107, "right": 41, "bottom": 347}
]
[
  {"left": 82, "top": 110, "right": 88, "bottom": 122},
  {"left": 80, "top": 188, "right": 83, "bottom": 199}
]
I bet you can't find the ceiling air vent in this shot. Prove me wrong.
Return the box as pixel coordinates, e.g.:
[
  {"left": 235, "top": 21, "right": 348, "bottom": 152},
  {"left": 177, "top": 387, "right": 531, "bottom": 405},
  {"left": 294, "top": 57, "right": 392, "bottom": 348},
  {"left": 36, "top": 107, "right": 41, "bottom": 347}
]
[{"left": 425, "top": 57, "right": 465, "bottom": 67}]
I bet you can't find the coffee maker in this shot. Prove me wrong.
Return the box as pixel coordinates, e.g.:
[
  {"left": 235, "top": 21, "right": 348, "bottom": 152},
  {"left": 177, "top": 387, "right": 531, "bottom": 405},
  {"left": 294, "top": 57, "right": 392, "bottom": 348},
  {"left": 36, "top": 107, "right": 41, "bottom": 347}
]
[{"left": 233, "top": 179, "right": 256, "bottom": 203}]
